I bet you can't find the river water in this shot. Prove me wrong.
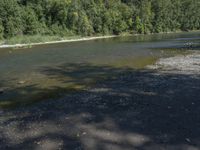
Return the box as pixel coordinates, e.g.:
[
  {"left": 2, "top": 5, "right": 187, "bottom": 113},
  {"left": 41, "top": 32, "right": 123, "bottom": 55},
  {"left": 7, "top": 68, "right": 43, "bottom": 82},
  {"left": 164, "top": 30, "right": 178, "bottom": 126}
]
[{"left": 0, "top": 31, "right": 200, "bottom": 108}]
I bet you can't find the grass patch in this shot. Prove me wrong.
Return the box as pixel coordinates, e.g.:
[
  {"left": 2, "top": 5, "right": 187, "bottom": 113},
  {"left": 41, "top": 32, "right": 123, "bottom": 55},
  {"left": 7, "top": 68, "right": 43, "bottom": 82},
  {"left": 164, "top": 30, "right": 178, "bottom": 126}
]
[{"left": 4, "top": 34, "right": 83, "bottom": 45}]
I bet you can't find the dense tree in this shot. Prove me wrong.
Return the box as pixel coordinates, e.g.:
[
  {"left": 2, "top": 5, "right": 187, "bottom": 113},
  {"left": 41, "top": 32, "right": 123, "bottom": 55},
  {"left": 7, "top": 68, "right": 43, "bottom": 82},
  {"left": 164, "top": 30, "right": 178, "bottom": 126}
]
[
  {"left": 180, "top": 0, "right": 200, "bottom": 31},
  {"left": 0, "top": 0, "right": 23, "bottom": 38},
  {"left": 0, "top": 19, "right": 4, "bottom": 39},
  {"left": 0, "top": 0, "right": 199, "bottom": 39},
  {"left": 22, "top": 7, "right": 41, "bottom": 35}
]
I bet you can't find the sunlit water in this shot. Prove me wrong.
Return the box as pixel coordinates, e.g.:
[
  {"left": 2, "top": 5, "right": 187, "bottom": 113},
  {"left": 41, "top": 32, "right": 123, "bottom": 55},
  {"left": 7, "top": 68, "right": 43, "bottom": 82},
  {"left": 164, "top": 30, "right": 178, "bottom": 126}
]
[{"left": 0, "top": 31, "right": 200, "bottom": 108}]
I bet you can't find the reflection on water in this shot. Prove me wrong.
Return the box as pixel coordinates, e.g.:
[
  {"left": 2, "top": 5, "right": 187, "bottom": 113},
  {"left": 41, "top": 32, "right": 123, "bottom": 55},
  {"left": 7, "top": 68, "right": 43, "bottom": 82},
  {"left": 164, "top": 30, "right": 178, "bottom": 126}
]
[{"left": 0, "top": 31, "right": 200, "bottom": 108}]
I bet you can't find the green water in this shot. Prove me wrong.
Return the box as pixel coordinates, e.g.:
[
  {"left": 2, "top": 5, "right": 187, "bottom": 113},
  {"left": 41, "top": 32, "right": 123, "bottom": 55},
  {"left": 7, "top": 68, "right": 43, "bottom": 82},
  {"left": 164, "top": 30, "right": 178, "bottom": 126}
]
[{"left": 0, "top": 32, "right": 200, "bottom": 108}]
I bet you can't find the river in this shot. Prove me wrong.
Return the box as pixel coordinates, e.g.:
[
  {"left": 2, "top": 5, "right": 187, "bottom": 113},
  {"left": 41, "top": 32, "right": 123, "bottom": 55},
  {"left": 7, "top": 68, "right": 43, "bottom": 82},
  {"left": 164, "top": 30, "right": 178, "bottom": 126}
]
[{"left": 0, "top": 31, "right": 200, "bottom": 108}]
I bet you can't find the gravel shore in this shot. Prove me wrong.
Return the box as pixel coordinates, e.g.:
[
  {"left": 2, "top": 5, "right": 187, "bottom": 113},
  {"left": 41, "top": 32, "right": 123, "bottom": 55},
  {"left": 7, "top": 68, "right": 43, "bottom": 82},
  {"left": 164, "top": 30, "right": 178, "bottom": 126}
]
[{"left": 148, "top": 51, "right": 200, "bottom": 75}]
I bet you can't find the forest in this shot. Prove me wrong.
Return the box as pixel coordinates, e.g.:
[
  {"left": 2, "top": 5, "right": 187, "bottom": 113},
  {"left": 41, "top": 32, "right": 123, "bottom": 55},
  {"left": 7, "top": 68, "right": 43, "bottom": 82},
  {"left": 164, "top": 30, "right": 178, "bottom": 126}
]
[{"left": 0, "top": 0, "right": 200, "bottom": 39}]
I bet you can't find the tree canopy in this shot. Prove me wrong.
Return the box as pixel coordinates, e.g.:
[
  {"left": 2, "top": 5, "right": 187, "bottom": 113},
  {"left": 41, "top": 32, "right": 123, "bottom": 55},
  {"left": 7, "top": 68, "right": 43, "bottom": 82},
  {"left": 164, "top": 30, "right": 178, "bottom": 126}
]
[{"left": 0, "top": 0, "right": 199, "bottom": 39}]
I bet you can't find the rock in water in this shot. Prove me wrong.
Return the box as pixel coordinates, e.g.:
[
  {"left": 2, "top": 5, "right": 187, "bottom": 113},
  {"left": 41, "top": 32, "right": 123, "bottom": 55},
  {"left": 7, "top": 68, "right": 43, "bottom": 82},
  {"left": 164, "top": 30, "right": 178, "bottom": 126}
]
[{"left": 0, "top": 88, "right": 4, "bottom": 94}]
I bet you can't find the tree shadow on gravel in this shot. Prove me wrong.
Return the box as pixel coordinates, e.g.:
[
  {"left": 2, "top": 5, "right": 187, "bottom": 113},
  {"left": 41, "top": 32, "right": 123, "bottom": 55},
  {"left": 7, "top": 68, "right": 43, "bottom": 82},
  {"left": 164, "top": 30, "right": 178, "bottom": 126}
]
[{"left": 0, "top": 63, "right": 200, "bottom": 150}]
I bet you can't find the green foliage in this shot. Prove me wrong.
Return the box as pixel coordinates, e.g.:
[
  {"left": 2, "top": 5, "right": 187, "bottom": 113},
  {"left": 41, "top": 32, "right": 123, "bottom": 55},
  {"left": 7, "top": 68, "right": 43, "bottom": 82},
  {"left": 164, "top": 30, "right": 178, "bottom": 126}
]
[{"left": 0, "top": 0, "right": 199, "bottom": 39}]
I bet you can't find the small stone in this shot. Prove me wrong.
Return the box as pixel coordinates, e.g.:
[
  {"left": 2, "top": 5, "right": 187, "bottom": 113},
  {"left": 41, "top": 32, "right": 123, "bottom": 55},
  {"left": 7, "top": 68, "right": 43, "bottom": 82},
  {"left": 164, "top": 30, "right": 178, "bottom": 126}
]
[
  {"left": 65, "top": 117, "right": 70, "bottom": 120},
  {"left": 185, "top": 138, "right": 191, "bottom": 143},
  {"left": 167, "top": 106, "right": 172, "bottom": 109}
]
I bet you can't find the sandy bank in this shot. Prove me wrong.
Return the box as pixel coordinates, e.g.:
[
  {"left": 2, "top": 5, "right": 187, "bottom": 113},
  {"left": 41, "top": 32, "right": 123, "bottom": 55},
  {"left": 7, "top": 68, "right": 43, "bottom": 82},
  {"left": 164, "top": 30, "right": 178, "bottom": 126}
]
[{"left": 0, "top": 35, "right": 117, "bottom": 49}]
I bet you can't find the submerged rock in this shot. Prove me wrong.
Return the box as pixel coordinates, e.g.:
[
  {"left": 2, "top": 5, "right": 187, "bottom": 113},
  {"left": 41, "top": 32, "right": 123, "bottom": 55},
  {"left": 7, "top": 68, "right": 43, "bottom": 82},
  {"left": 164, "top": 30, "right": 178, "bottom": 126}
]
[{"left": 18, "top": 80, "right": 26, "bottom": 84}]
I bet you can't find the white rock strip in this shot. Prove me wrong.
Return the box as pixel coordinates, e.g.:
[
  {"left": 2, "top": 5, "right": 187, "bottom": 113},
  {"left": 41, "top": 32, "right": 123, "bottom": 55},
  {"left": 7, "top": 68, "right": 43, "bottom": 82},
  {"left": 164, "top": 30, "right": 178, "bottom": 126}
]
[{"left": 148, "top": 51, "right": 200, "bottom": 75}]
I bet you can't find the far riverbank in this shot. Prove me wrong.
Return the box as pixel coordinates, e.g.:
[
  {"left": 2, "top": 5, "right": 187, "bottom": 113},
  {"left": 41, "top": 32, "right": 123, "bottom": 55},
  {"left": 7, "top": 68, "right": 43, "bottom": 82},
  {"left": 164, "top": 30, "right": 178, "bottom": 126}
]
[{"left": 0, "top": 30, "right": 199, "bottom": 49}]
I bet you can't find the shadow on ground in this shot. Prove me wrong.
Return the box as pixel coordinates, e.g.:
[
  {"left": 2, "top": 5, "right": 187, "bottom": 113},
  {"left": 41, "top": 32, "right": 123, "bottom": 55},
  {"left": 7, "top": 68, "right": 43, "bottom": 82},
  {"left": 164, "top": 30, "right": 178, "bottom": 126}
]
[{"left": 0, "top": 63, "right": 200, "bottom": 150}]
